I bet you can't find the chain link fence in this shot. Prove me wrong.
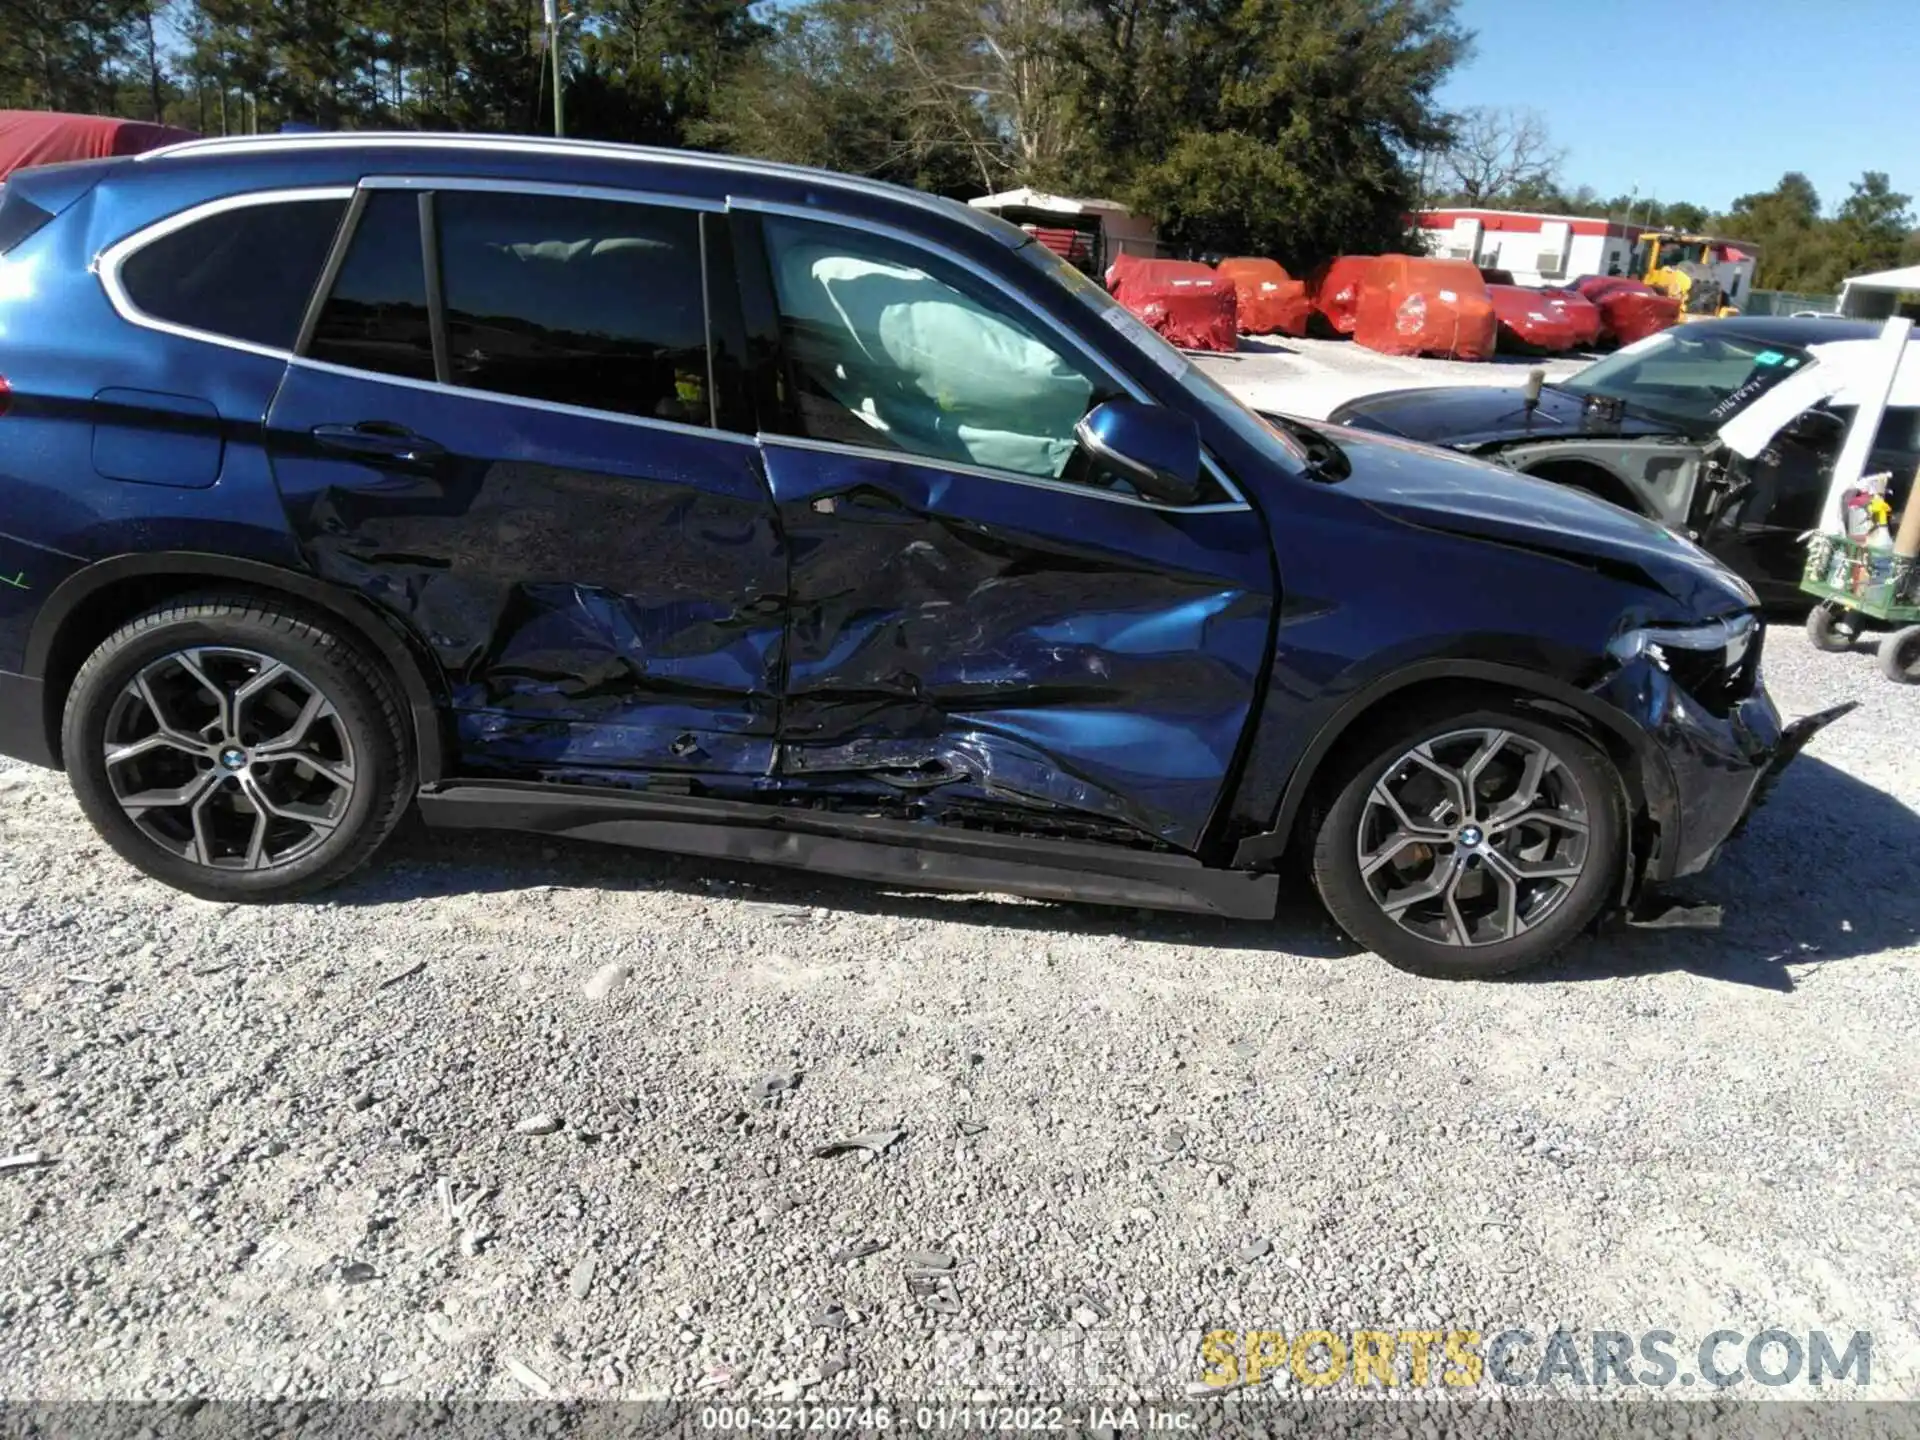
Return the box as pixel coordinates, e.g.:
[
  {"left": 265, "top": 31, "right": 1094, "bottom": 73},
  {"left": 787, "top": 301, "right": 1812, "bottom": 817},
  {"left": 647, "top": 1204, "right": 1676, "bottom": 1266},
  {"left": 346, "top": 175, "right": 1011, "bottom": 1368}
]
[{"left": 1742, "top": 288, "right": 1842, "bottom": 317}]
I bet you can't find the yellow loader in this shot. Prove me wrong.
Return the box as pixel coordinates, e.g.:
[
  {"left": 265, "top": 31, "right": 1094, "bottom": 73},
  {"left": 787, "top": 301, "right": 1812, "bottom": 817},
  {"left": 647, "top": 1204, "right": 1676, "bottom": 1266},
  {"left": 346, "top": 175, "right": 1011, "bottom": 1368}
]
[{"left": 1630, "top": 233, "right": 1746, "bottom": 320}]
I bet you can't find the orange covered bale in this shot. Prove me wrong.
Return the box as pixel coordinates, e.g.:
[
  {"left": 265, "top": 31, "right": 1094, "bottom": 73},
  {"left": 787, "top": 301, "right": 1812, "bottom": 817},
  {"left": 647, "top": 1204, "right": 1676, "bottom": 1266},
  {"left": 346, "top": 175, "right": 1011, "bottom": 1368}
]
[
  {"left": 1538, "top": 288, "right": 1604, "bottom": 347},
  {"left": 1487, "top": 284, "right": 1577, "bottom": 353},
  {"left": 1110, "top": 259, "right": 1238, "bottom": 352},
  {"left": 1215, "top": 257, "right": 1313, "bottom": 337},
  {"left": 1311, "top": 256, "right": 1378, "bottom": 335},
  {"left": 1353, "top": 256, "right": 1497, "bottom": 361},
  {"left": 1572, "top": 276, "right": 1681, "bottom": 346}
]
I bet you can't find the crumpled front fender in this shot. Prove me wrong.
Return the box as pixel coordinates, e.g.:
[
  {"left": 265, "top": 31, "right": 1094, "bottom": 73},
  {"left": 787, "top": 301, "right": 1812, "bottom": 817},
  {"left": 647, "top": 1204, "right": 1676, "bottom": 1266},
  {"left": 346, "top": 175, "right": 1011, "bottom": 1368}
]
[{"left": 1591, "top": 655, "right": 1854, "bottom": 888}]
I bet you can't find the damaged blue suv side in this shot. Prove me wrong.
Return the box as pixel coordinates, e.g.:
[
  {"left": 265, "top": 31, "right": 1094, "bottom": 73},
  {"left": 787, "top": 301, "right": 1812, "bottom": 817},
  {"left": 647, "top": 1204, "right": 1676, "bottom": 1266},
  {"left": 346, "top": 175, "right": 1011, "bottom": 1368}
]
[{"left": 0, "top": 134, "right": 1844, "bottom": 977}]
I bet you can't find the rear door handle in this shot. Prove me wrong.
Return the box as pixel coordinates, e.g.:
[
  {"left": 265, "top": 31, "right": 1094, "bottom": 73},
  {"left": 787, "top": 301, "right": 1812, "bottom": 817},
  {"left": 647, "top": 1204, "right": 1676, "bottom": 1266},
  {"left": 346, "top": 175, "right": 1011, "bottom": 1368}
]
[
  {"left": 813, "top": 488, "right": 915, "bottom": 519},
  {"left": 310, "top": 422, "right": 446, "bottom": 466}
]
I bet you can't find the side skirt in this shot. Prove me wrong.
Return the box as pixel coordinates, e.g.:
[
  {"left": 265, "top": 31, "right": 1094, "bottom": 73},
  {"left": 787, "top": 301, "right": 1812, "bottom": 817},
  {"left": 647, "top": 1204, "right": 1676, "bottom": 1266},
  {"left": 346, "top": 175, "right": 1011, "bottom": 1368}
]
[{"left": 416, "top": 780, "right": 1279, "bottom": 921}]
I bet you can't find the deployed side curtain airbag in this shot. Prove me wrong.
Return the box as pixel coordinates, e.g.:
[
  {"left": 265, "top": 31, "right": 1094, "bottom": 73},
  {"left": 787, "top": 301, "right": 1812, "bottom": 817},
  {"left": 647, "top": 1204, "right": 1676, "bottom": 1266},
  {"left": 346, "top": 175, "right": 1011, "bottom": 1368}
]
[{"left": 772, "top": 240, "right": 1094, "bottom": 478}]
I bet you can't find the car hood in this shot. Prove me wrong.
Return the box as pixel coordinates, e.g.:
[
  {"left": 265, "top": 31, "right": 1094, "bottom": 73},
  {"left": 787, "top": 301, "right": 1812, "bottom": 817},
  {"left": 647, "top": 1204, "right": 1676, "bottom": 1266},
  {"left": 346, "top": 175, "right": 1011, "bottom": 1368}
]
[
  {"left": 1330, "top": 383, "right": 1685, "bottom": 448},
  {"left": 1305, "top": 420, "right": 1756, "bottom": 614}
]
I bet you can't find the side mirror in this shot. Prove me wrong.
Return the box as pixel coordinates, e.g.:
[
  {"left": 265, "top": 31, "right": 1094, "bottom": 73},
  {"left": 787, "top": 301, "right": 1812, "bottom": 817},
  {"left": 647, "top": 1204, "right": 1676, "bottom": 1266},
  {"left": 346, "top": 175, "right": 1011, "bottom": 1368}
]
[{"left": 1074, "top": 399, "right": 1203, "bottom": 505}]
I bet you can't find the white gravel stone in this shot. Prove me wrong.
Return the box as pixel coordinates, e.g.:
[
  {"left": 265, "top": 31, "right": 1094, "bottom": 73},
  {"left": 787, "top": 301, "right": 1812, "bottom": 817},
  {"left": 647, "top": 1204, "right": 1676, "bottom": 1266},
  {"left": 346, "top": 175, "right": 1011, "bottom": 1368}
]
[{"left": 0, "top": 625, "right": 1913, "bottom": 1408}]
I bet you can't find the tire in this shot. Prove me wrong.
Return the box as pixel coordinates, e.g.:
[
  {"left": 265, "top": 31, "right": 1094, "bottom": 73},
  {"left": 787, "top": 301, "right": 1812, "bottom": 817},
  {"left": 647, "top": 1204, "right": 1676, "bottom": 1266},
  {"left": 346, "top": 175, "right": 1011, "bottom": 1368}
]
[
  {"left": 1310, "top": 706, "right": 1626, "bottom": 979},
  {"left": 61, "top": 594, "right": 414, "bottom": 901},
  {"left": 1805, "top": 602, "right": 1857, "bottom": 653},
  {"left": 1879, "top": 625, "right": 1920, "bottom": 684}
]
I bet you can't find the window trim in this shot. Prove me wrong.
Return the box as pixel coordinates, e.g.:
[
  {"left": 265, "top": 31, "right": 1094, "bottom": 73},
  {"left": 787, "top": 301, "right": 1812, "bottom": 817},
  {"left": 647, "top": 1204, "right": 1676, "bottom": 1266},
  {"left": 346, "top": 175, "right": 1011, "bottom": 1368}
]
[
  {"left": 418, "top": 192, "right": 452, "bottom": 385},
  {"left": 762, "top": 431, "right": 1246, "bottom": 514},
  {"left": 292, "top": 188, "right": 367, "bottom": 357},
  {"left": 285, "top": 354, "right": 760, "bottom": 449},
  {"left": 730, "top": 197, "right": 1250, "bottom": 514},
  {"left": 358, "top": 172, "right": 724, "bottom": 214},
  {"left": 98, "top": 186, "right": 356, "bottom": 359}
]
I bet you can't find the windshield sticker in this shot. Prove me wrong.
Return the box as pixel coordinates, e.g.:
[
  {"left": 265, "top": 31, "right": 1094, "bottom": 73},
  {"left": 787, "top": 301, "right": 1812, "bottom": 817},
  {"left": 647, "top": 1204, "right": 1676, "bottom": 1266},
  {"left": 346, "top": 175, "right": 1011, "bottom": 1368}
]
[
  {"left": 1709, "top": 375, "right": 1773, "bottom": 419},
  {"left": 1754, "top": 350, "right": 1785, "bottom": 366}
]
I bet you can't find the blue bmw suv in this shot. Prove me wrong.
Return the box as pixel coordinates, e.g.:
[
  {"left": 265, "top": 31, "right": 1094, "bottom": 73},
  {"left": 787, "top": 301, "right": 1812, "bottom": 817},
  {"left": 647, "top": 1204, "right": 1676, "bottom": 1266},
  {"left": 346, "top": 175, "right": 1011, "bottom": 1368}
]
[{"left": 0, "top": 133, "right": 1842, "bottom": 977}]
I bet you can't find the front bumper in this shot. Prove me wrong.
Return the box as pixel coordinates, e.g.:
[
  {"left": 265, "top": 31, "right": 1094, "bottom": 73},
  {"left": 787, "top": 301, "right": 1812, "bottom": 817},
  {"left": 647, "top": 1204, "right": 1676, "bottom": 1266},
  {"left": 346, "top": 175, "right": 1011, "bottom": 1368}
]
[{"left": 1594, "top": 658, "right": 1854, "bottom": 886}]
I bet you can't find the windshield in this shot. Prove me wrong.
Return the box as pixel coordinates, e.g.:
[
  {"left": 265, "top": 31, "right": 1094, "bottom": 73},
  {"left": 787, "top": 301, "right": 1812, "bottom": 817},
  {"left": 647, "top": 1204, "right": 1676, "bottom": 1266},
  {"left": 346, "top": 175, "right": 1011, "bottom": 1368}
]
[
  {"left": 1558, "top": 329, "right": 1814, "bottom": 431},
  {"left": 1013, "top": 240, "right": 1309, "bottom": 466}
]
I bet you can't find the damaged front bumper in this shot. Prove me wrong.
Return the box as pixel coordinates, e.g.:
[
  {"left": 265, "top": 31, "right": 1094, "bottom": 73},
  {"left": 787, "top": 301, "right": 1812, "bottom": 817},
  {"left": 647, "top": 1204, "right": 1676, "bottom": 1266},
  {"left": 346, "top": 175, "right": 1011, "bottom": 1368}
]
[{"left": 1594, "top": 654, "right": 1855, "bottom": 912}]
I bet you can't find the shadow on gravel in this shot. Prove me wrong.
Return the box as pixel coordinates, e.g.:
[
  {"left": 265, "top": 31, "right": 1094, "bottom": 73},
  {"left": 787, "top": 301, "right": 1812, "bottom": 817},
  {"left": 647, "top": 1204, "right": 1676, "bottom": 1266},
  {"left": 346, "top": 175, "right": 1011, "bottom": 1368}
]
[
  {"left": 1225, "top": 337, "right": 1299, "bottom": 357},
  {"left": 1535, "top": 755, "right": 1920, "bottom": 990},
  {"left": 338, "top": 817, "right": 1365, "bottom": 961},
  {"left": 331, "top": 756, "right": 1915, "bottom": 987}
]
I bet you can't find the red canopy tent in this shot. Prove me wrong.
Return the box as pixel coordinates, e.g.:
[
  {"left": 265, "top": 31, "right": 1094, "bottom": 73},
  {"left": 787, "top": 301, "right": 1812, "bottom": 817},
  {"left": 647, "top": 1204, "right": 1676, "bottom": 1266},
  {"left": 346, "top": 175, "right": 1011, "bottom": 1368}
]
[{"left": 0, "top": 111, "right": 198, "bottom": 181}]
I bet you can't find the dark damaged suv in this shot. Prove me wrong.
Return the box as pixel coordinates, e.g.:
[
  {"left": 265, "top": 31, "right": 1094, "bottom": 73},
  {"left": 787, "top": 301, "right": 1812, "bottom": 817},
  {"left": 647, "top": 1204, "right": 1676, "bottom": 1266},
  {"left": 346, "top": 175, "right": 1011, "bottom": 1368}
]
[{"left": 0, "top": 134, "right": 1844, "bottom": 977}]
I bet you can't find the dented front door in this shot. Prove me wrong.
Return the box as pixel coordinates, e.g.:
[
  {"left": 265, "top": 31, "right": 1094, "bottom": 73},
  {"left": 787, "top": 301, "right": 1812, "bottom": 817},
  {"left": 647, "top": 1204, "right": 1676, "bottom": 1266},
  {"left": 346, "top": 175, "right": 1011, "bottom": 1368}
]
[
  {"left": 759, "top": 441, "right": 1274, "bottom": 852},
  {"left": 742, "top": 210, "right": 1274, "bottom": 853}
]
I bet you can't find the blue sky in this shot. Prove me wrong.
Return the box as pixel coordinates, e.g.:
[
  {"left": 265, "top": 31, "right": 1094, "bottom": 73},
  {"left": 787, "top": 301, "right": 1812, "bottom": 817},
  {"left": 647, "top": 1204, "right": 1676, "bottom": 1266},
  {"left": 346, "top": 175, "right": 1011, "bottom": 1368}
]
[{"left": 1440, "top": 0, "right": 1920, "bottom": 217}]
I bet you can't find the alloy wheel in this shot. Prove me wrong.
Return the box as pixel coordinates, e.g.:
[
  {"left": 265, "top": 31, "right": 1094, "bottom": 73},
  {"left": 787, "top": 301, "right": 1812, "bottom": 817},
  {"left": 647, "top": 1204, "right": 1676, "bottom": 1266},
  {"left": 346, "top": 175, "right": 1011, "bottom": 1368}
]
[
  {"left": 100, "top": 647, "right": 357, "bottom": 871},
  {"left": 1356, "top": 727, "right": 1591, "bottom": 948}
]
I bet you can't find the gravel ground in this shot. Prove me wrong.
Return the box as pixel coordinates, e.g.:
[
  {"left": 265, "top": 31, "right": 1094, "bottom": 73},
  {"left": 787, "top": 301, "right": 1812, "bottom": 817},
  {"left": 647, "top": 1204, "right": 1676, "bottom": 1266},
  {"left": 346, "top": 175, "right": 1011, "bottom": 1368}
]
[{"left": 2, "top": 621, "right": 1916, "bottom": 1417}]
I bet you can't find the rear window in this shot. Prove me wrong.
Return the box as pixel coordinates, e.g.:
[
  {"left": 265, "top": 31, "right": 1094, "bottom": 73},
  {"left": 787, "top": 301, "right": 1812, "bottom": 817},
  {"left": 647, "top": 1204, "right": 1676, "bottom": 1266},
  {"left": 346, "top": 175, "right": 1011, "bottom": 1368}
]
[
  {"left": 308, "top": 191, "right": 435, "bottom": 381},
  {"left": 118, "top": 196, "right": 348, "bottom": 350},
  {"left": 0, "top": 185, "right": 56, "bottom": 255}
]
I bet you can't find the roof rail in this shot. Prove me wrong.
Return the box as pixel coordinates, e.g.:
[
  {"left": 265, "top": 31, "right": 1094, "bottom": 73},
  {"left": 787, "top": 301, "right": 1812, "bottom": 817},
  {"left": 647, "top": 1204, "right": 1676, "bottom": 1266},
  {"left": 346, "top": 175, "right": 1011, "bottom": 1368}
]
[{"left": 137, "top": 131, "right": 977, "bottom": 228}]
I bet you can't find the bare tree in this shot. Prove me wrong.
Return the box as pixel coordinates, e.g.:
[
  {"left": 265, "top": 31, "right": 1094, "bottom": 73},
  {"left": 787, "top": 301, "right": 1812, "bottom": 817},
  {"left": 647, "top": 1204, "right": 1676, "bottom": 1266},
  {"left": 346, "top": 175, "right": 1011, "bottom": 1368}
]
[{"left": 1437, "top": 106, "right": 1564, "bottom": 204}]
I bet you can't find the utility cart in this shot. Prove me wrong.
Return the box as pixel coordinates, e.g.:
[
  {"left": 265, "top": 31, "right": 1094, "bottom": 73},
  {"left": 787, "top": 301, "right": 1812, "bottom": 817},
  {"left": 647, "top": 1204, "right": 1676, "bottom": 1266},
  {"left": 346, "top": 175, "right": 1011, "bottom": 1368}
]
[
  {"left": 1802, "top": 534, "right": 1920, "bottom": 681},
  {"left": 1780, "top": 316, "right": 1920, "bottom": 683}
]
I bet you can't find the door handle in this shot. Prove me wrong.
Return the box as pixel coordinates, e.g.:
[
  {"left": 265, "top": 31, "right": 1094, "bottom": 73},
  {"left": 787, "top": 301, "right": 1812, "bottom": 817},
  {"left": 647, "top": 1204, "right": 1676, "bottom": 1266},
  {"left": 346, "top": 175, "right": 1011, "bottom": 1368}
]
[
  {"left": 814, "top": 487, "right": 915, "bottom": 519},
  {"left": 310, "top": 422, "right": 446, "bottom": 466}
]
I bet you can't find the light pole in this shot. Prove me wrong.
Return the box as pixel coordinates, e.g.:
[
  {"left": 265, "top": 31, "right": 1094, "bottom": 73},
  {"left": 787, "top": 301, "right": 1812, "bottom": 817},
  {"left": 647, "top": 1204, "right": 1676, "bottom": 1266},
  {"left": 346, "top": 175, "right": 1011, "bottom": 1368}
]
[{"left": 544, "top": 0, "right": 564, "bottom": 137}]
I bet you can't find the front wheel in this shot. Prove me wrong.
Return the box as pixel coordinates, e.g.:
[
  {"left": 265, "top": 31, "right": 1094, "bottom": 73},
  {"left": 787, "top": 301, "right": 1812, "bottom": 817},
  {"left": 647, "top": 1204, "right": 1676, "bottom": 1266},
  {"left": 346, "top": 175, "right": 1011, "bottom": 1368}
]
[
  {"left": 62, "top": 594, "right": 414, "bottom": 901},
  {"left": 1311, "top": 708, "right": 1625, "bottom": 979},
  {"left": 1805, "top": 602, "right": 1858, "bottom": 653}
]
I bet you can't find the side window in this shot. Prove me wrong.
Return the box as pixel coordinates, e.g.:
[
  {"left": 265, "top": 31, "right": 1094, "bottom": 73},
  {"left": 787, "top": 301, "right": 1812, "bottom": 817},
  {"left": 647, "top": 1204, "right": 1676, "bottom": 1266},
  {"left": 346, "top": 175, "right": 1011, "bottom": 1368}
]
[
  {"left": 434, "top": 190, "right": 709, "bottom": 425},
  {"left": 759, "top": 214, "right": 1103, "bottom": 480},
  {"left": 1873, "top": 406, "right": 1920, "bottom": 457},
  {"left": 307, "top": 191, "right": 435, "bottom": 381},
  {"left": 118, "top": 196, "right": 347, "bottom": 350},
  {"left": 0, "top": 185, "right": 56, "bottom": 255},
  {"left": 1812, "top": 406, "right": 1920, "bottom": 461}
]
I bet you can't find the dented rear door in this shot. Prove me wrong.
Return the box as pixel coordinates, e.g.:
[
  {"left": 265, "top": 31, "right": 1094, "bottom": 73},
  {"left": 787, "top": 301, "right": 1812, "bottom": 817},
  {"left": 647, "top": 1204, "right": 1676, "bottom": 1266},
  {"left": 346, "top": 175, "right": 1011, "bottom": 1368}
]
[
  {"left": 266, "top": 181, "right": 785, "bottom": 782},
  {"left": 746, "top": 211, "right": 1274, "bottom": 853}
]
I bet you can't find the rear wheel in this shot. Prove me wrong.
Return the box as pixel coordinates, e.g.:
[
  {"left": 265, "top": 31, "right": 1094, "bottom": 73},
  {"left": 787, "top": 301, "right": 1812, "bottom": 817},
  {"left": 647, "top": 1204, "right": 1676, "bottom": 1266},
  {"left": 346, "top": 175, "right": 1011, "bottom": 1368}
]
[
  {"left": 62, "top": 595, "right": 413, "bottom": 901},
  {"left": 1311, "top": 707, "right": 1625, "bottom": 979},
  {"left": 1879, "top": 625, "right": 1920, "bottom": 684}
]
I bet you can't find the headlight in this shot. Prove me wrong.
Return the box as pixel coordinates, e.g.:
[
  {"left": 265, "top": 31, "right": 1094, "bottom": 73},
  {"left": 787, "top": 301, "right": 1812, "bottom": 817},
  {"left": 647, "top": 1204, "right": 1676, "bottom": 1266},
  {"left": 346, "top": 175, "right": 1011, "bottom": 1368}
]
[
  {"left": 1606, "top": 613, "right": 1756, "bottom": 670},
  {"left": 1608, "top": 614, "right": 1760, "bottom": 717}
]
